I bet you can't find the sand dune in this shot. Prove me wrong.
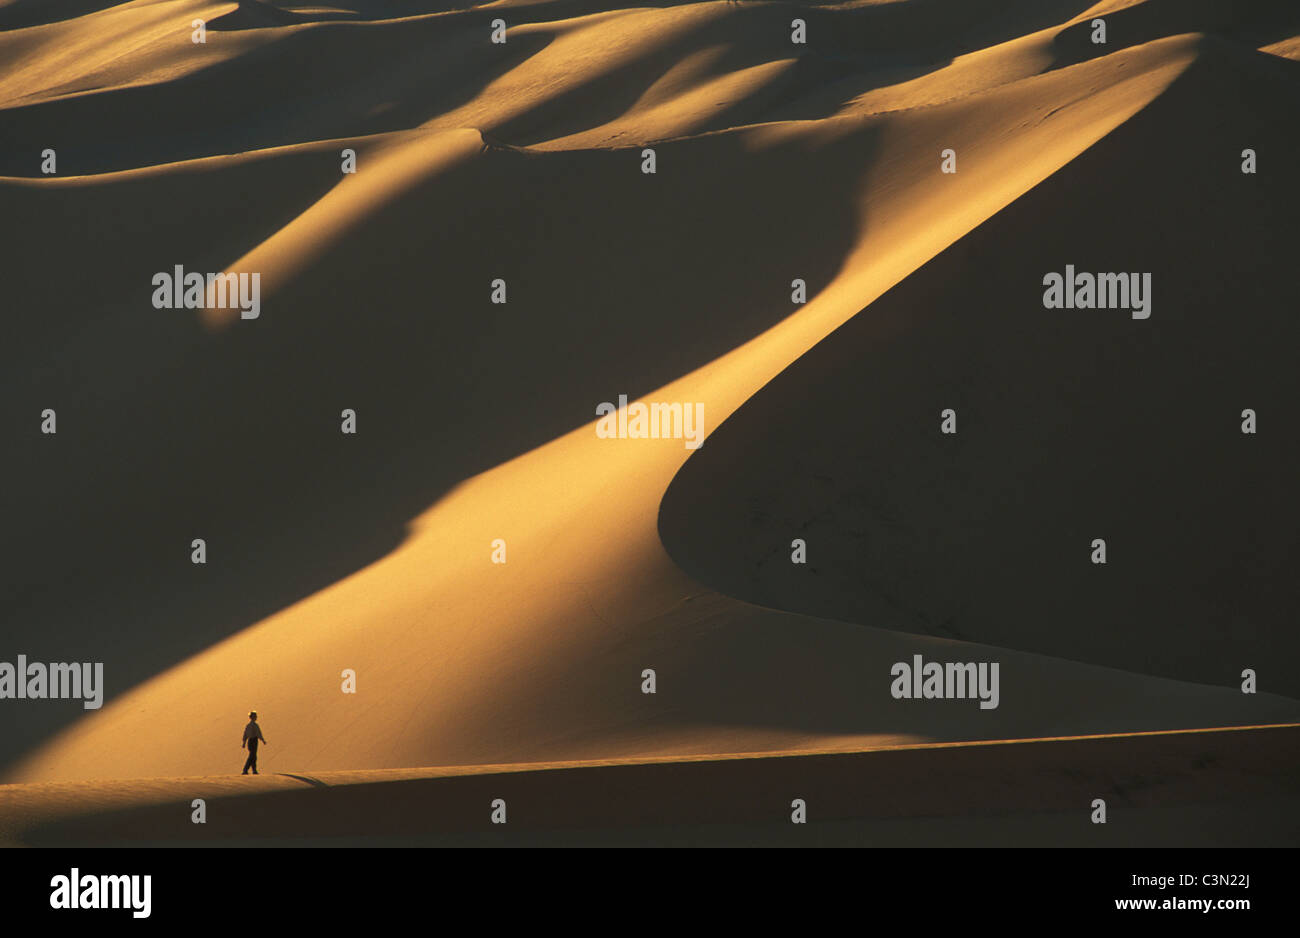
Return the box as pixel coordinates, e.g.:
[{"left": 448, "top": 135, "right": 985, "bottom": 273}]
[
  {"left": 1, "top": 0, "right": 1296, "bottom": 842},
  {"left": 659, "top": 33, "right": 1300, "bottom": 695},
  {"left": 5, "top": 724, "right": 1299, "bottom": 846}
]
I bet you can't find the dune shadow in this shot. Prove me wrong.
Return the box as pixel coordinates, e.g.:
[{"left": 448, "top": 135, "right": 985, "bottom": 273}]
[
  {"left": 208, "top": 1, "right": 360, "bottom": 30},
  {"left": 1048, "top": 0, "right": 1300, "bottom": 72},
  {"left": 279, "top": 773, "right": 330, "bottom": 787},
  {"left": 658, "top": 45, "right": 1300, "bottom": 697}
]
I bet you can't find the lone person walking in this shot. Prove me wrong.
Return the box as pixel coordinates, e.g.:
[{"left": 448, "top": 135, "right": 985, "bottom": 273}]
[{"left": 241, "top": 710, "right": 268, "bottom": 775}]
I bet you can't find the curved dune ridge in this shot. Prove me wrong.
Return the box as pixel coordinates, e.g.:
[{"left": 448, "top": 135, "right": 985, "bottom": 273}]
[
  {"left": 1, "top": 0, "right": 1298, "bottom": 842},
  {"left": 658, "top": 28, "right": 1300, "bottom": 695}
]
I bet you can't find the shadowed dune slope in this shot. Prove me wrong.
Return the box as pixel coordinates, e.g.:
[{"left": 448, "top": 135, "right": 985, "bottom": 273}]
[{"left": 659, "top": 38, "right": 1300, "bottom": 696}]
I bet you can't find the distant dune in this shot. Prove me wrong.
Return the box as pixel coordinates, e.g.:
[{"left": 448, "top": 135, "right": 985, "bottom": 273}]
[{"left": 1, "top": 0, "right": 1296, "bottom": 843}]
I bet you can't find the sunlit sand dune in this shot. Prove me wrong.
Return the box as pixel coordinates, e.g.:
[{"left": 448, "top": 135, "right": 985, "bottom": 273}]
[{"left": 1, "top": 0, "right": 1296, "bottom": 842}]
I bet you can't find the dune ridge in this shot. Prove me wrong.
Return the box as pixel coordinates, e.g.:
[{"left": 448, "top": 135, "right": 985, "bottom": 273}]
[{"left": 658, "top": 30, "right": 1300, "bottom": 695}]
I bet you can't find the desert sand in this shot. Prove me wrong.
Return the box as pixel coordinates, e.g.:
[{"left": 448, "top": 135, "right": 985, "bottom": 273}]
[{"left": 1, "top": 0, "right": 1297, "bottom": 845}]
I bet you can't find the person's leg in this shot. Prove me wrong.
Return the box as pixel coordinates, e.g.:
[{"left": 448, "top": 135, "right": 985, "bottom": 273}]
[
  {"left": 250, "top": 741, "right": 259, "bottom": 774},
  {"left": 242, "top": 749, "right": 253, "bottom": 774}
]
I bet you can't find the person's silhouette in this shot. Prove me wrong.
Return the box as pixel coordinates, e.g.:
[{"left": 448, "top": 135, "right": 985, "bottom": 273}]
[{"left": 241, "top": 710, "right": 268, "bottom": 775}]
